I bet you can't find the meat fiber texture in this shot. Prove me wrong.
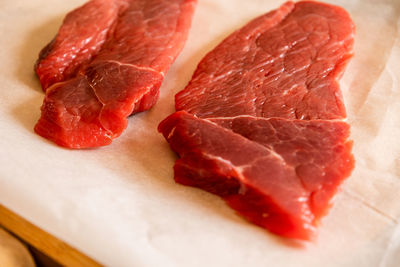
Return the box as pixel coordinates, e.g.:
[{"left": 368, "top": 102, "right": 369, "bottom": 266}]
[
  {"left": 34, "top": 0, "right": 197, "bottom": 148},
  {"left": 159, "top": 1, "right": 355, "bottom": 240}
]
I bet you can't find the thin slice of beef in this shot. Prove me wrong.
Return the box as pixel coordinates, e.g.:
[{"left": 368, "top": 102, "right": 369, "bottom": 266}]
[
  {"left": 35, "top": 0, "right": 197, "bottom": 148},
  {"left": 159, "top": 111, "right": 354, "bottom": 240},
  {"left": 159, "top": 1, "right": 355, "bottom": 240},
  {"left": 176, "top": 1, "right": 354, "bottom": 120}
]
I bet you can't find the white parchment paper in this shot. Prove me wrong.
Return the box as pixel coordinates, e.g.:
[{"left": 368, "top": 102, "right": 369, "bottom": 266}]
[{"left": 1, "top": 0, "right": 399, "bottom": 266}]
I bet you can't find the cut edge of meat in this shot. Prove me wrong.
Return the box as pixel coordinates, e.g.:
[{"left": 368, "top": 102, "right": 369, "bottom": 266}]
[{"left": 174, "top": 158, "right": 317, "bottom": 240}]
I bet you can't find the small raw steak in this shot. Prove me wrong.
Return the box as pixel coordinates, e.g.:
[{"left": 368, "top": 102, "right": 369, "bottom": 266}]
[
  {"left": 35, "top": 0, "right": 197, "bottom": 148},
  {"left": 159, "top": 111, "right": 354, "bottom": 240}
]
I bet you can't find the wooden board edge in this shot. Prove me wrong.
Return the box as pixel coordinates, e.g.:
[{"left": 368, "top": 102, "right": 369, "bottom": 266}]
[{"left": 0, "top": 204, "right": 102, "bottom": 267}]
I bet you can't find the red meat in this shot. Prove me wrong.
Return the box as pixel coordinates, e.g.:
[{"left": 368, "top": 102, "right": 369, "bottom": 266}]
[
  {"left": 35, "top": 0, "right": 197, "bottom": 148},
  {"left": 176, "top": 1, "right": 354, "bottom": 120},
  {"left": 159, "top": 1, "right": 355, "bottom": 240},
  {"left": 159, "top": 111, "right": 354, "bottom": 240}
]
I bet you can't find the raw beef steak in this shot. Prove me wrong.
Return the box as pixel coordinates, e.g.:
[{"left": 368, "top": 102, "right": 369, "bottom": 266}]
[
  {"left": 34, "top": 0, "right": 197, "bottom": 148},
  {"left": 176, "top": 1, "right": 354, "bottom": 120},
  {"left": 159, "top": 111, "right": 354, "bottom": 239},
  {"left": 159, "top": 1, "right": 355, "bottom": 240}
]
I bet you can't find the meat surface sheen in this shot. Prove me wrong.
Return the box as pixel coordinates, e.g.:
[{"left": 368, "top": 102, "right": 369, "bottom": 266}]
[
  {"left": 159, "top": 1, "right": 355, "bottom": 240},
  {"left": 176, "top": 1, "right": 354, "bottom": 120},
  {"left": 35, "top": 0, "right": 197, "bottom": 148}
]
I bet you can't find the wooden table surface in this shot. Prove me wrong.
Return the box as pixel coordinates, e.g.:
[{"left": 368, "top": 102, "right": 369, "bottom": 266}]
[{"left": 0, "top": 204, "right": 101, "bottom": 267}]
